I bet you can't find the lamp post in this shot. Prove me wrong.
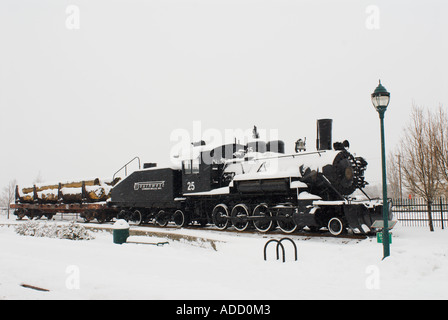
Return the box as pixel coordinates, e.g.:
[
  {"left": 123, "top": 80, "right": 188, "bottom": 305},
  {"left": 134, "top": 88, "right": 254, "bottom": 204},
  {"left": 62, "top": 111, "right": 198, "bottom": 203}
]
[{"left": 371, "top": 80, "right": 391, "bottom": 259}]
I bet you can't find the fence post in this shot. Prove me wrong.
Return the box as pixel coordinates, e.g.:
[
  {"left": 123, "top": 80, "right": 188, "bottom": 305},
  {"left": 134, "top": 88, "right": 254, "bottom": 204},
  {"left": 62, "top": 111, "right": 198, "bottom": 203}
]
[{"left": 441, "top": 197, "right": 445, "bottom": 230}]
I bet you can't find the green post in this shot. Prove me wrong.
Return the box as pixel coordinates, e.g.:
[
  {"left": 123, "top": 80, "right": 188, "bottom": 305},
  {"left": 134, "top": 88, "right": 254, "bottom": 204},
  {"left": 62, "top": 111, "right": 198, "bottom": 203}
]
[
  {"left": 371, "top": 80, "right": 391, "bottom": 260},
  {"left": 378, "top": 108, "right": 390, "bottom": 259}
]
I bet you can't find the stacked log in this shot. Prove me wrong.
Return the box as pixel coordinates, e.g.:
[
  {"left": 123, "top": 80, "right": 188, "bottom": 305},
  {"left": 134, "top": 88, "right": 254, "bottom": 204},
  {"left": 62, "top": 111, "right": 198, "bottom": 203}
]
[{"left": 16, "top": 177, "right": 121, "bottom": 204}]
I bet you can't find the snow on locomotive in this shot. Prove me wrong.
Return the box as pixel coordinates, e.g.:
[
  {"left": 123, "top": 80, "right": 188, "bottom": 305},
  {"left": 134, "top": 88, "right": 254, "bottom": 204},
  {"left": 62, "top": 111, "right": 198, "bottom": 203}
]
[{"left": 110, "top": 119, "right": 386, "bottom": 235}]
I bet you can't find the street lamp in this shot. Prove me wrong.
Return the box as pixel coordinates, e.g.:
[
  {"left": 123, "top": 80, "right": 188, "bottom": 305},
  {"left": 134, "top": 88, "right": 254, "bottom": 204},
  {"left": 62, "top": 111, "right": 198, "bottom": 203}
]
[{"left": 371, "top": 80, "right": 391, "bottom": 259}]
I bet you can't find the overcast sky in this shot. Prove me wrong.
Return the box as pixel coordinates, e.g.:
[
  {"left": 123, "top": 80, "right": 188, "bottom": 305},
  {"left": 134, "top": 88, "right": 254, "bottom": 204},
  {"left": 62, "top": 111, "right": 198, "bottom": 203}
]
[{"left": 1, "top": 0, "right": 447, "bottom": 188}]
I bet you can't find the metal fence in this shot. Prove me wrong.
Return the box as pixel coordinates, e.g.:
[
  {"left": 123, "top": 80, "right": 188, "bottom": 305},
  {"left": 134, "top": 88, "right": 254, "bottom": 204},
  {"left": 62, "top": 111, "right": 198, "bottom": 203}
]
[{"left": 392, "top": 198, "right": 447, "bottom": 229}]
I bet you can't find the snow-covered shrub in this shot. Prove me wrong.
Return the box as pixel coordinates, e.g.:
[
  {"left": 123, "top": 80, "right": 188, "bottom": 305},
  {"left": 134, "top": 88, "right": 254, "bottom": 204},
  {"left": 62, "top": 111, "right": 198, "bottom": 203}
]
[
  {"left": 58, "top": 221, "right": 94, "bottom": 240},
  {"left": 15, "top": 221, "right": 41, "bottom": 237},
  {"left": 15, "top": 221, "right": 94, "bottom": 240}
]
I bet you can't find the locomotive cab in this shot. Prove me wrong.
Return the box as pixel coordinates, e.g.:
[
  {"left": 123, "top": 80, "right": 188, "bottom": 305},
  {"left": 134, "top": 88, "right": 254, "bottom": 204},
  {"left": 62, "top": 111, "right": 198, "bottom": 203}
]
[
  {"left": 181, "top": 143, "right": 245, "bottom": 194},
  {"left": 182, "top": 157, "right": 222, "bottom": 194}
]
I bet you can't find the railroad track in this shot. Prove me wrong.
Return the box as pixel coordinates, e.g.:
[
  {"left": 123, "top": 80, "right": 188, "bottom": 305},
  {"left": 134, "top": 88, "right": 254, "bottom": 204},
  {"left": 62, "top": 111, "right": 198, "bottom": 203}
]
[
  {"left": 80, "top": 219, "right": 371, "bottom": 240},
  {"left": 5, "top": 214, "right": 372, "bottom": 240},
  {"left": 142, "top": 223, "right": 370, "bottom": 240}
]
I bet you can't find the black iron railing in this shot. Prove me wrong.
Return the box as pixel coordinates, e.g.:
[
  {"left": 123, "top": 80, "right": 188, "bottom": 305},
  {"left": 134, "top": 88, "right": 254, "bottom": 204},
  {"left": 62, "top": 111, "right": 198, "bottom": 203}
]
[{"left": 392, "top": 197, "right": 447, "bottom": 229}]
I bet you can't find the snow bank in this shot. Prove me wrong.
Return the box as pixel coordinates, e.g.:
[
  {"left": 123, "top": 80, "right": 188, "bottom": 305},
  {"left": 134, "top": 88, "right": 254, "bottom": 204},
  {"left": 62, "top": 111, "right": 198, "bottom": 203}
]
[{"left": 0, "top": 221, "right": 447, "bottom": 300}]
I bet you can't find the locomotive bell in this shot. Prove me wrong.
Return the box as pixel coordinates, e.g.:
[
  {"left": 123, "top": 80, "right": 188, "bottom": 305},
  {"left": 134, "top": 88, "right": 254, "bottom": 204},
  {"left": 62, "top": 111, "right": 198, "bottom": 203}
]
[{"left": 316, "top": 119, "right": 333, "bottom": 151}]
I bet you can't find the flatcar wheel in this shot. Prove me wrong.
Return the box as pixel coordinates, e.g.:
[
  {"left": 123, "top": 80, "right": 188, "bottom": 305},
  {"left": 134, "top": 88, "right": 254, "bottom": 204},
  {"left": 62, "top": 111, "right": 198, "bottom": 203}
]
[
  {"left": 44, "top": 213, "right": 54, "bottom": 220},
  {"left": 96, "top": 212, "right": 106, "bottom": 224},
  {"left": 231, "top": 204, "right": 250, "bottom": 232},
  {"left": 277, "top": 211, "right": 297, "bottom": 234},
  {"left": 155, "top": 210, "right": 169, "bottom": 227},
  {"left": 16, "top": 209, "right": 25, "bottom": 220},
  {"left": 328, "top": 217, "right": 345, "bottom": 236},
  {"left": 173, "top": 210, "right": 187, "bottom": 227},
  {"left": 212, "top": 204, "right": 230, "bottom": 230},
  {"left": 252, "top": 204, "right": 274, "bottom": 233}
]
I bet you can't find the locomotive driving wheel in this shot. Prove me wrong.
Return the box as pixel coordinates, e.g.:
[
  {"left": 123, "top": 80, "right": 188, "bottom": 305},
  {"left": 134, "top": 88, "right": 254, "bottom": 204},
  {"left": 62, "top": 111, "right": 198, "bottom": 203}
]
[
  {"left": 212, "top": 204, "right": 230, "bottom": 230},
  {"left": 252, "top": 204, "right": 274, "bottom": 233},
  {"left": 276, "top": 210, "right": 298, "bottom": 233},
  {"left": 231, "top": 204, "right": 250, "bottom": 231}
]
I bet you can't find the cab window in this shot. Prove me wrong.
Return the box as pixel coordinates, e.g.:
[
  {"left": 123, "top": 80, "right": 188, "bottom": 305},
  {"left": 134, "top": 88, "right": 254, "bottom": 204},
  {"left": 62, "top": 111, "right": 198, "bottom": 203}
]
[
  {"left": 183, "top": 160, "right": 192, "bottom": 174},
  {"left": 192, "top": 159, "right": 200, "bottom": 174},
  {"left": 183, "top": 159, "right": 200, "bottom": 174}
]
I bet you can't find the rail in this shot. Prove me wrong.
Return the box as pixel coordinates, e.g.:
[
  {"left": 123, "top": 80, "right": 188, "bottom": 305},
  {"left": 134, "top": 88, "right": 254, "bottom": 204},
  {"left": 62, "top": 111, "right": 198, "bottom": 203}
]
[{"left": 113, "top": 156, "right": 141, "bottom": 180}]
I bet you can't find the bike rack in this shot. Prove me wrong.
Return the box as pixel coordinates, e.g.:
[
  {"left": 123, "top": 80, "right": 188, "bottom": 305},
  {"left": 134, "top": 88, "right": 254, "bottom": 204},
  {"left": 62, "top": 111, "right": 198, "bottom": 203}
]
[{"left": 264, "top": 237, "right": 298, "bottom": 263}]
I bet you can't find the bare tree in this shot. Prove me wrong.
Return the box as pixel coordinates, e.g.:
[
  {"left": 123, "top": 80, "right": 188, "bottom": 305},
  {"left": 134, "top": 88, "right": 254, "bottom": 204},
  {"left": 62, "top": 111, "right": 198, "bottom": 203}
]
[
  {"left": 1, "top": 179, "right": 17, "bottom": 219},
  {"left": 399, "top": 106, "right": 440, "bottom": 231},
  {"left": 387, "top": 150, "right": 402, "bottom": 199},
  {"left": 433, "top": 105, "right": 448, "bottom": 197}
]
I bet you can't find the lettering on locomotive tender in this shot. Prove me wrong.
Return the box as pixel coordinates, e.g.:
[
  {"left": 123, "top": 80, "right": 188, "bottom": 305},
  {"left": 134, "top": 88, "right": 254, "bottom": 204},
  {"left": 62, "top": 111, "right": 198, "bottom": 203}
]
[{"left": 134, "top": 181, "right": 165, "bottom": 191}]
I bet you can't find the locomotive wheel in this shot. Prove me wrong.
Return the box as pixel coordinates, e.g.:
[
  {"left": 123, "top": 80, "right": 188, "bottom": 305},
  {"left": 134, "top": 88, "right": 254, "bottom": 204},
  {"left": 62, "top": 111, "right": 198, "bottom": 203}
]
[
  {"left": 328, "top": 217, "right": 345, "bottom": 236},
  {"left": 173, "top": 210, "right": 188, "bottom": 227},
  {"left": 252, "top": 204, "right": 274, "bottom": 233},
  {"left": 155, "top": 210, "right": 169, "bottom": 227},
  {"left": 212, "top": 204, "right": 230, "bottom": 230},
  {"left": 117, "top": 210, "right": 128, "bottom": 220},
  {"left": 277, "top": 211, "right": 297, "bottom": 234},
  {"left": 231, "top": 204, "right": 250, "bottom": 231},
  {"left": 131, "top": 210, "right": 143, "bottom": 225}
]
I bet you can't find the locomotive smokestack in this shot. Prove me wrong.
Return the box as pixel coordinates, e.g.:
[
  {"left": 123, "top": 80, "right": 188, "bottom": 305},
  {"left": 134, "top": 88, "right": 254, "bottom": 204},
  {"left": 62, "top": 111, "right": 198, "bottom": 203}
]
[{"left": 316, "top": 119, "right": 333, "bottom": 151}]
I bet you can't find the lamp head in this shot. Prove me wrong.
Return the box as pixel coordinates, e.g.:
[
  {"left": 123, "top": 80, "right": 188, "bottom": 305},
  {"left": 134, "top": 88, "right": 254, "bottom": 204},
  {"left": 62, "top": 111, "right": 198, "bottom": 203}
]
[{"left": 371, "top": 80, "right": 390, "bottom": 113}]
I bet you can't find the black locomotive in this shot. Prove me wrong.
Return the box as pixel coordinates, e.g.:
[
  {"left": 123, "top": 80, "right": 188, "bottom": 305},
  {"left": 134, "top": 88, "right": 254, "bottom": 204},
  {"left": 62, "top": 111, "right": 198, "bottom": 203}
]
[{"left": 110, "top": 119, "right": 386, "bottom": 235}]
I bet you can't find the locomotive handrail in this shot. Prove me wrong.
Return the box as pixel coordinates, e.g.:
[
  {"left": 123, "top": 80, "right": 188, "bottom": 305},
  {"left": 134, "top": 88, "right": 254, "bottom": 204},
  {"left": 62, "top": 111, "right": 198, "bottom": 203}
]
[
  {"left": 255, "top": 150, "right": 326, "bottom": 162},
  {"left": 113, "top": 156, "right": 141, "bottom": 180},
  {"left": 321, "top": 175, "right": 347, "bottom": 201}
]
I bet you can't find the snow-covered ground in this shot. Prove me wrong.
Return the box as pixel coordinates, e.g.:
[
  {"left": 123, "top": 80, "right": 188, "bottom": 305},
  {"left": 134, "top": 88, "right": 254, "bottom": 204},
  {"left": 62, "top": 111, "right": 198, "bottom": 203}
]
[{"left": 0, "top": 214, "right": 447, "bottom": 300}]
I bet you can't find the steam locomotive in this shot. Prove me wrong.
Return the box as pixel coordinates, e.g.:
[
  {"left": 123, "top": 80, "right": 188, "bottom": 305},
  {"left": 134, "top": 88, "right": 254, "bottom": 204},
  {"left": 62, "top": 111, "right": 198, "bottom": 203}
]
[
  {"left": 110, "top": 119, "right": 385, "bottom": 235},
  {"left": 13, "top": 119, "right": 386, "bottom": 236}
]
